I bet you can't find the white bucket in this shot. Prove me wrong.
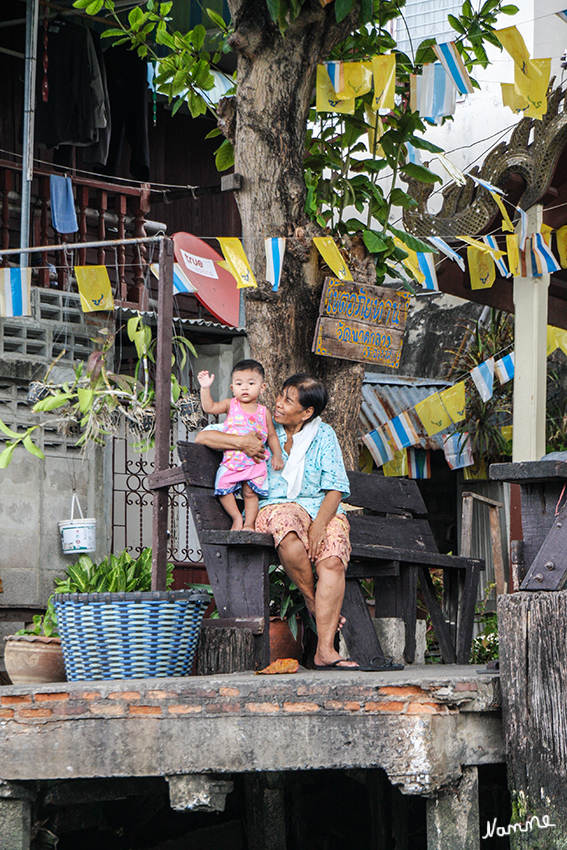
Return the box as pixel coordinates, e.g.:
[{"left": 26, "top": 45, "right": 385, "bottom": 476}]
[{"left": 59, "top": 493, "right": 96, "bottom": 554}]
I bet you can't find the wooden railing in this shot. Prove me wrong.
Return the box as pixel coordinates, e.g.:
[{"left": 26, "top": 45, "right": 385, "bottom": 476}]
[{"left": 0, "top": 159, "right": 155, "bottom": 308}]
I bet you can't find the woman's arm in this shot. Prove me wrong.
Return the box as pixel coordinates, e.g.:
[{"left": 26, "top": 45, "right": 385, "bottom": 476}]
[
  {"left": 307, "top": 490, "right": 343, "bottom": 561},
  {"left": 266, "top": 410, "right": 284, "bottom": 470},
  {"left": 195, "top": 427, "right": 267, "bottom": 462}
]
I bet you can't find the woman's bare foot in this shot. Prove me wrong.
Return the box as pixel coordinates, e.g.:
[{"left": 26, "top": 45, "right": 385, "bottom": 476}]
[
  {"left": 313, "top": 651, "right": 359, "bottom": 669},
  {"left": 230, "top": 516, "right": 244, "bottom": 531},
  {"left": 242, "top": 524, "right": 256, "bottom": 531}
]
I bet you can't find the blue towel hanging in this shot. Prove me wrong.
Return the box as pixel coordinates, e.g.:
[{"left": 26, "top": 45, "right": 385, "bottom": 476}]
[{"left": 50, "top": 174, "right": 78, "bottom": 234}]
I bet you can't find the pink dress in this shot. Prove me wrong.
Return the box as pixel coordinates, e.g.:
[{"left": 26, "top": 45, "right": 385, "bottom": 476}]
[{"left": 214, "top": 397, "right": 269, "bottom": 497}]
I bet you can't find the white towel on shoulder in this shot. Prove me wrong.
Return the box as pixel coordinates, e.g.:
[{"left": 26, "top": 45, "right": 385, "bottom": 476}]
[{"left": 281, "top": 416, "right": 321, "bottom": 500}]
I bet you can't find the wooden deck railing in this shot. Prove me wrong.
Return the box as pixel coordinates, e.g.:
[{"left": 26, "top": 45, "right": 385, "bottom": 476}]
[{"left": 0, "top": 158, "right": 155, "bottom": 308}]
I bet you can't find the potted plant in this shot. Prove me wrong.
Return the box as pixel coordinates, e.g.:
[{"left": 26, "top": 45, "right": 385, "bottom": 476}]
[
  {"left": 4, "top": 600, "right": 66, "bottom": 685},
  {"left": 268, "top": 564, "right": 315, "bottom": 663},
  {"left": 51, "top": 548, "right": 210, "bottom": 680}
]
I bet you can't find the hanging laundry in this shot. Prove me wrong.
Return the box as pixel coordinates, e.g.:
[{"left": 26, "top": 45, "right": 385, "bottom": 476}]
[
  {"left": 0, "top": 268, "right": 31, "bottom": 318},
  {"left": 471, "top": 358, "right": 495, "bottom": 402},
  {"left": 49, "top": 175, "right": 78, "bottom": 234},
  {"left": 75, "top": 266, "right": 114, "bottom": 313},
  {"left": 494, "top": 352, "right": 515, "bottom": 385},
  {"left": 362, "top": 428, "right": 394, "bottom": 467},
  {"left": 428, "top": 236, "right": 465, "bottom": 271},
  {"left": 432, "top": 41, "right": 474, "bottom": 95},
  {"left": 316, "top": 66, "right": 355, "bottom": 114},
  {"left": 313, "top": 237, "right": 353, "bottom": 281},
  {"left": 407, "top": 448, "right": 431, "bottom": 479},
  {"left": 506, "top": 234, "right": 521, "bottom": 276},
  {"left": 265, "top": 238, "right": 286, "bottom": 291},
  {"left": 386, "top": 411, "right": 419, "bottom": 450},
  {"left": 468, "top": 246, "right": 496, "bottom": 290},
  {"left": 439, "top": 382, "right": 466, "bottom": 423},
  {"left": 483, "top": 235, "right": 510, "bottom": 277},
  {"left": 414, "top": 393, "right": 451, "bottom": 436},
  {"left": 443, "top": 431, "right": 474, "bottom": 470},
  {"left": 372, "top": 54, "right": 396, "bottom": 110},
  {"left": 416, "top": 253, "right": 439, "bottom": 290},
  {"left": 217, "top": 238, "right": 257, "bottom": 289}
]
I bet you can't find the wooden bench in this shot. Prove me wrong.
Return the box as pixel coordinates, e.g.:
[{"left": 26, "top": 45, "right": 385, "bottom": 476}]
[{"left": 154, "top": 443, "right": 484, "bottom": 669}]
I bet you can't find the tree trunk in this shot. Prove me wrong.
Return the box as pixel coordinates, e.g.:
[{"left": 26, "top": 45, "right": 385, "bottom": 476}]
[{"left": 226, "top": 0, "right": 364, "bottom": 468}]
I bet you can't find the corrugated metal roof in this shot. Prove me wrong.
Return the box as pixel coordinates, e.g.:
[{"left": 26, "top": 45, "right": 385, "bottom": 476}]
[
  {"left": 117, "top": 306, "right": 245, "bottom": 335},
  {"left": 359, "top": 372, "right": 452, "bottom": 451}
]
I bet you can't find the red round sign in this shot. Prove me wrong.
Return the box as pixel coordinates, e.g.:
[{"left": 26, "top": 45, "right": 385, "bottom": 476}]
[{"left": 172, "top": 232, "right": 240, "bottom": 327}]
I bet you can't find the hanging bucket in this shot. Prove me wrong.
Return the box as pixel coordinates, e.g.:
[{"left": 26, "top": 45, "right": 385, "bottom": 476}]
[{"left": 58, "top": 493, "right": 96, "bottom": 555}]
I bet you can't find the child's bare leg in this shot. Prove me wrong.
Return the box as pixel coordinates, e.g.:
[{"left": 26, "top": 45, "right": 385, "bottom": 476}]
[
  {"left": 242, "top": 483, "right": 259, "bottom": 530},
  {"left": 219, "top": 493, "right": 244, "bottom": 530}
]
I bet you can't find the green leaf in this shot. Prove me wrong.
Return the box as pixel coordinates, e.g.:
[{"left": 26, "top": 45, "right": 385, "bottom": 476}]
[
  {"left": 407, "top": 136, "right": 444, "bottom": 154},
  {"left": 0, "top": 419, "right": 21, "bottom": 440},
  {"left": 100, "top": 28, "right": 126, "bottom": 38},
  {"left": 335, "top": 0, "right": 354, "bottom": 23},
  {"left": 192, "top": 24, "right": 206, "bottom": 51},
  {"left": 0, "top": 443, "right": 17, "bottom": 469},
  {"left": 206, "top": 8, "right": 227, "bottom": 29},
  {"left": 73, "top": 0, "right": 95, "bottom": 8},
  {"left": 390, "top": 188, "right": 418, "bottom": 209},
  {"left": 23, "top": 434, "right": 45, "bottom": 460},
  {"left": 388, "top": 225, "right": 437, "bottom": 253},
  {"left": 363, "top": 230, "right": 388, "bottom": 253},
  {"left": 400, "top": 162, "right": 442, "bottom": 184},
  {"left": 215, "top": 138, "right": 234, "bottom": 171},
  {"left": 77, "top": 388, "right": 95, "bottom": 414},
  {"left": 447, "top": 14, "right": 466, "bottom": 34},
  {"left": 500, "top": 4, "right": 519, "bottom": 13},
  {"left": 205, "top": 127, "right": 221, "bottom": 139},
  {"left": 359, "top": 0, "right": 373, "bottom": 24},
  {"left": 33, "top": 392, "right": 74, "bottom": 412},
  {"left": 128, "top": 5, "right": 144, "bottom": 27}
]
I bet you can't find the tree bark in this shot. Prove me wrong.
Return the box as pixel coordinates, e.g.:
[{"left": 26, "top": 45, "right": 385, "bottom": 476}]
[{"left": 226, "top": 0, "right": 365, "bottom": 468}]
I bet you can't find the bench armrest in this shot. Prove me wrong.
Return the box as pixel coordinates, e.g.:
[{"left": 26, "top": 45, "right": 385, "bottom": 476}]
[
  {"left": 200, "top": 530, "right": 275, "bottom": 547},
  {"left": 351, "top": 543, "right": 484, "bottom": 570}
]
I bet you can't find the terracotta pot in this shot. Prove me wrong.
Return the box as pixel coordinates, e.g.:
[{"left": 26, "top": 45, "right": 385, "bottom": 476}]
[
  {"left": 269, "top": 617, "right": 303, "bottom": 663},
  {"left": 4, "top": 635, "right": 66, "bottom": 685}
]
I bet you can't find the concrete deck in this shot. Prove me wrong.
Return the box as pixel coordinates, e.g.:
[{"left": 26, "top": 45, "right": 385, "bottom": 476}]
[{"left": 0, "top": 666, "right": 502, "bottom": 796}]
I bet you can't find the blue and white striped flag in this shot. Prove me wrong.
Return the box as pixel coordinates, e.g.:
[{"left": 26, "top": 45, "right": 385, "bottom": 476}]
[
  {"left": 386, "top": 411, "right": 419, "bottom": 450},
  {"left": 467, "top": 174, "right": 505, "bottom": 195},
  {"left": 406, "top": 143, "right": 422, "bottom": 165},
  {"left": 531, "top": 233, "right": 561, "bottom": 275},
  {"left": 362, "top": 428, "right": 394, "bottom": 467},
  {"left": 265, "top": 237, "right": 286, "bottom": 292},
  {"left": 556, "top": 9, "right": 567, "bottom": 22},
  {"left": 150, "top": 263, "right": 196, "bottom": 295},
  {"left": 517, "top": 206, "right": 528, "bottom": 251},
  {"left": 324, "top": 61, "right": 344, "bottom": 94},
  {"left": 0, "top": 268, "right": 31, "bottom": 317},
  {"left": 418, "top": 63, "right": 457, "bottom": 124},
  {"left": 408, "top": 447, "right": 431, "bottom": 479},
  {"left": 428, "top": 236, "right": 465, "bottom": 271},
  {"left": 443, "top": 431, "right": 474, "bottom": 470},
  {"left": 471, "top": 357, "right": 495, "bottom": 402},
  {"left": 495, "top": 352, "right": 515, "bottom": 385},
  {"left": 483, "top": 235, "right": 511, "bottom": 277},
  {"left": 416, "top": 253, "right": 439, "bottom": 290},
  {"left": 433, "top": 41, "right": 474, "bottom": 95}
]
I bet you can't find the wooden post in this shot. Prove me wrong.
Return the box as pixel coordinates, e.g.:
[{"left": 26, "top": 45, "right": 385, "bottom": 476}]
[
  {"left": 499, "top": 590, "right": 567, "bottom": 847},
  {"left": 512, "top": 204, "right": 549, "bottom": 463},
  {"left": 151, "top": 237, "right": 174, "bottom": 591}
]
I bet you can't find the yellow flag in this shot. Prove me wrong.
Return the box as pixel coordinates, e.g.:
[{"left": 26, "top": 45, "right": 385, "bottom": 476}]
[
  {"left": 392, "top": 236, "right": 425, "bottom": 284},
  {"left": 506, "top": 234, "right": 521, "bottom": 276},
  {"left": 554, "top": 326, "right": 567, "bottom": 357},
  {"left": 547, "top": 325, "right": 559, "bottom": 356},
  {"left": 217, "top": 238, "right": 257, "bottom": 289},
  {"left": 468, "top": 246, "right": 496, "bottom": 289},
  {"left": 496, "top": 27, "right": 541, "bottom": 80},
  {"left": 501, "top": 425, "right": 513, "bottom": 443},
  {"left": 334, "top": 61, "right": 373, "bottom": 100},
  {"left": 501, "top": 82, "right": 528, "bottom": 113},
  {"left": 540, "top": 223, "right": 553, "bottom": 247},
  {"left": 316, "top": 65, "right": 355, "bottom": 114},
  {"left": 439, "top": 382, "right": 466, "bottom": 423},
  {"left": 372, "top": 54, "right": 396, "bottom": 110},
  {"left": 75, "top": 266, "right": 114, "bottom": 312},
  {"left": 414, "top": 393, "right": 451, "bottom": 436},
  {"left": 459, "top": 235, "right": 505, "bottom": 258},
  {"left": 365, "top": 104, "right": 384, "bottom": 156},
  {"left": 463, "top": 458, "right": 488, "bottom": 481},
  {"left": 313, "top": 237, "right": 353, "bottom": 281},
  {"left": 383, "top": 449, "right": 408, "bottom": 477},
  {"left": 515, "top": 58, "right": 550, "bottom": 119},
  {"left": 490, "top": 191, "right": 514, "bottom": 233},
  {"left": 556, "top": 225, "right": 567, "bottom": 268}
]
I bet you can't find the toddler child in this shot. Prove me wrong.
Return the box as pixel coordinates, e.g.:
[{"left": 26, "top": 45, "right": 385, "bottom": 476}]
[{"left": 198, "top": 360, "right": 284, "bottom": 530}]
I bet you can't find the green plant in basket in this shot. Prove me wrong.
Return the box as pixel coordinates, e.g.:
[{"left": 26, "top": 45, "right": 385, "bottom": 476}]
[
  {"left": 54, "top": 548, "right": 174, "bottom": 594},
  {"left": 15, "top": 598, "right": 59, "bottom": 638}
]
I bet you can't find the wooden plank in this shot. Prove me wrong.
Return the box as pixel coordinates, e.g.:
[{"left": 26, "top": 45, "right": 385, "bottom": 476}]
[
  {"left": 401, "top": 566, "right": 418, "bottom": 664},
  {"left": 201, "top": 617, "right": 265, "bottom": 633},
  {"left": 200, "top": 529, "right": 274, "bottom": 548},
  {"left": 196, "top": 628, "right": 256, "bottom": 676},
  {"left": 188, "top": 491, "right": 232, "bottom": 536},
  {"left": 520, "top": 482, "right": 565, "bottom": 572},
  {"left": 313, "top": 316, "right": 405, "bottom": 368},
  {"left": 317, "top": 277, "right": 410, "bottom": 327},
  {"left": 521, "top": 501, "right": 567, "bottom": 590},
  {"left": 346, "top": 560, "right": 399, "bottom": 579},
  {"left": 490, "top": 460, "right": 567, "bottom": 482},
  {"left": 350, "top": 543, "right": 483, "bottom": 571},
  {"left": 488, "top": 503, "right": 507, "bottom": 595},
  {"left": 146, "top": 467, "right": 185, "bottom": 490},
  {"left": 349, "top": 515, "right": 438, "bottom": 552},
  {"left": 456, "top": 560, "right": 481, "bottom": 664},
  {"left": 178, "top": 441, "right": 223, "bottom": 487},
  {"left": 341, "top": 579, "right": 384, "bottom": 665},
  {"left": 419, "top": 566, "right": 457, "bottom": 664},
  {"left": 346, "top": 472, "right": 427, "bottom": 515}
]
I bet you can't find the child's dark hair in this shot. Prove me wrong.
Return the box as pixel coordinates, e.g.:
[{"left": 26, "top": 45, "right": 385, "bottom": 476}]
[
  {"left": 232, "top": 359, "right": 265, "bottom": 379},
  {"left": 282, "top": 374, "right": 327, "bottom": 421}
]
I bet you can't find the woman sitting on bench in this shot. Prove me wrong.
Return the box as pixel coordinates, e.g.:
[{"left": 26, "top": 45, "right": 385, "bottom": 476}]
[{"left": 196, "top": 373, "right": 360, "bottom": 671}]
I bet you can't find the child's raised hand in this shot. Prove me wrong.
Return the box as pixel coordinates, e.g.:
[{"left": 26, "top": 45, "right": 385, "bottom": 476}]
[
  {"left": 198, "top": 370, "right": 215, "bottom": 388},
  {"left": 271, "top": 454, "right": 285, "bottom": 471}
]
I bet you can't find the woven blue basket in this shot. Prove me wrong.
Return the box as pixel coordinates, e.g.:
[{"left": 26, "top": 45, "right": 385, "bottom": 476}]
[{"left": 53, "top": 590, "right": 210, "bottom": 681}]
